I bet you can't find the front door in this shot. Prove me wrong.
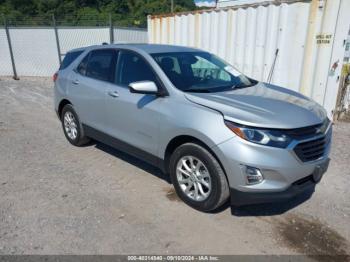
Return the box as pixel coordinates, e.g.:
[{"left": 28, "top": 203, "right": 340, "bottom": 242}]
[{"left": 104, "top": 50, "right": 162, "bottom": 158}]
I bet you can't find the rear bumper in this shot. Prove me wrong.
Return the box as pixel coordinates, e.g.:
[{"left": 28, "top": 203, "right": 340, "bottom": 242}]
[{"left": 230, "top": 174, "right": 317, "bottom": 206}]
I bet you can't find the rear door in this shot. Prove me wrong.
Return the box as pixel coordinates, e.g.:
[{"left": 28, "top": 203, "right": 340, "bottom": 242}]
[
  {"left": 68, "top": 49, "right": 117, "bottom": 131},
  {"left": 55, "top": 50, "right": 84, "bottom": 92}
]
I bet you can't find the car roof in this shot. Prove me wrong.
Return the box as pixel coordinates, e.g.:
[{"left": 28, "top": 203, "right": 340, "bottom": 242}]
[
  {"left": 70, "top": 43, "right": 203, "bottom": 55},
  {"left": 66, "top": 47, "right": 86, "bottom": 53},
  {"left": 111, "top": 44, "right": 202, "bottom": 54}
]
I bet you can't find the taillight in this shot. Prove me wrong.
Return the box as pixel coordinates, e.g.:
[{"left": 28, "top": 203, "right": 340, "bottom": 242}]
[{"left": 53, "top": 72, "right": 58, "bottom": 82}]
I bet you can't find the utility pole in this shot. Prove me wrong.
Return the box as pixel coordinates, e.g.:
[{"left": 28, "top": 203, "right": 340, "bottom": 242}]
[
  {"left": 171, "top": 0, "right": 174, "bottom": 13},
  {"left": 109, "top": 13, "right": 114, "bottom": 44}
]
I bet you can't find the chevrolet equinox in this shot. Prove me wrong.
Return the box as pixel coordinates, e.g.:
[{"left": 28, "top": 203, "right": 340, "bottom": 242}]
[{"left": 54, "top": 44, "right": 332, "bottom": 211}]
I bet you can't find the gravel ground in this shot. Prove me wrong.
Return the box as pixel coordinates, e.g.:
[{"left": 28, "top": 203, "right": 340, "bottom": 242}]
[{"left": 0, "top": 77, "right": 349, "bottom": 257}]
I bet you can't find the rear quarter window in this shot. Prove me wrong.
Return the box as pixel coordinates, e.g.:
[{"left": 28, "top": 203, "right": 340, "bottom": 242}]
[{"left": 59, "top": 51, "right": 84, "bottom": 70}]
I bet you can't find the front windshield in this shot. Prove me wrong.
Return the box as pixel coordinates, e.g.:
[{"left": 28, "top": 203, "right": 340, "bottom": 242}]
[{"left": 151, "top": 51, "right": 256, "bottom": 93}]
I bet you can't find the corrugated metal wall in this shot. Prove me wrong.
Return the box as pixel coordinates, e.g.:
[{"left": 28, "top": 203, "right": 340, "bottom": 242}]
[
  {"left": 149, "top": 1, "right": 311, "bottom": 91},
  {"left": 217, "top": 0, "right": 267, "bottom": 8},
  {"left": 0, "top": 26, "right": 148, "bottom": 77},
  {"left": 148, "top": 0, "right": 350, "bottom": 116}
]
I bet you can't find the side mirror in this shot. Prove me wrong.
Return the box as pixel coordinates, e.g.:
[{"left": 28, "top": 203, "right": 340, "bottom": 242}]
[{"left": 129, "top": 81, "right": 158, "bottom": 95}]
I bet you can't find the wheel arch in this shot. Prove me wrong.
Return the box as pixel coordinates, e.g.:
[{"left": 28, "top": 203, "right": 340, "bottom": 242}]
[
  {"left": 163, "top": 135, "right": 227, "bottom": 179},
  {"left": 58, "top": 99, "right": 72, "bottom": 118}
]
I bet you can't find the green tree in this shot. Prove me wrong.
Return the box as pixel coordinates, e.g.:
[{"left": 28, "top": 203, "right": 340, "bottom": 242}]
[{"left": 0, "top": 0, "right": 198, "bottom": 27}]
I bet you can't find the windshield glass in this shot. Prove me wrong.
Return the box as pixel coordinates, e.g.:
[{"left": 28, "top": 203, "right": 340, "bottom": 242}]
[{"left": 151, "top": 51, "right": 256, "bottom": 93}]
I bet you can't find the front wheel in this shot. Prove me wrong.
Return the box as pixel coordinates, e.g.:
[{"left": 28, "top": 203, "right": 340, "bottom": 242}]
[{"left": 169, "top": 143, "right": 229, "bottom": 212}]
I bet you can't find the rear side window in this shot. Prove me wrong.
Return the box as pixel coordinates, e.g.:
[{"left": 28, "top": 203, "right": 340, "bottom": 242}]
[
  {"left": 86, "top": 50, "right": 117, "bottom": 82},
  {"left": 59, "top": 51, "right": 83, "bottom": 70},
  {"left": 77, "top": 54, "right": 89, "bottom": 75}
]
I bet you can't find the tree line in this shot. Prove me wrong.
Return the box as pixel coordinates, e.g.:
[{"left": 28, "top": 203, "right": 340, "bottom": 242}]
[{"left": 0, "top": 0, "right": 199, "bottom": 27}]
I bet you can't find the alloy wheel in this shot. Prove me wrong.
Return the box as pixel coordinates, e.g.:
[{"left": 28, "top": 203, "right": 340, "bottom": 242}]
[
  {"left": 63, "top": 111, "right": 78, "bottom": 140},
  {"left": 176, "top": 156, "right": 212, "bottom": 201}
]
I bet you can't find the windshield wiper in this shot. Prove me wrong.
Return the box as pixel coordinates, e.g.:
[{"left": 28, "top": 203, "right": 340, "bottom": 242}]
[
  {"left": 233, "top": 83, "right": 256, "bottom": 89},
  {"left": 233, "top": 80, "right": 258, "bottom": 89},
  {"left": 216, "top": 82, "right": 257, "bottom": 92}
]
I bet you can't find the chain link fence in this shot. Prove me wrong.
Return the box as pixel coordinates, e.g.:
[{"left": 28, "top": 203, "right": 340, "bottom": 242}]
[{"left": 0, "top": 15, "right": 148, "bottom": 78}]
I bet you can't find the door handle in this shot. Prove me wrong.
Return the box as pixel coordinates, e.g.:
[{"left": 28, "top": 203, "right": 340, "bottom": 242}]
[
  {"left": 108, "top": 91, "right": 119, "bottom": 98},
  {"left": 72, "top": 79, "right": 79, "bottom": 85}
]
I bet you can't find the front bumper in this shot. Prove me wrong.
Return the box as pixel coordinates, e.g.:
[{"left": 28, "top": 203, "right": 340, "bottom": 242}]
[
  {"left": 212, "top": 126, "right": 332, "bottom": 206},
  {"left": 230, "top": 174, "right": 317, "bottom": 206}
]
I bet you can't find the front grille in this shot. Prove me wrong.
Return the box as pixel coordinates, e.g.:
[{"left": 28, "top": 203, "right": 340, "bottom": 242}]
[
  {"left": 293, "top": 131, "right": 331, "bottom": 162},
  {"left": 285, "top": 125, "right": 322, "bottom": 139},
  {"left": 285, "top": 118, "right": 330, "bottom": 139}
]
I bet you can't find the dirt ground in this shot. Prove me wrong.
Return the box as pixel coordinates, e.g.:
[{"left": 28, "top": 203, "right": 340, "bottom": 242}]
[{"left": 0, "top": 77, "right": 349, "bottom": 257}]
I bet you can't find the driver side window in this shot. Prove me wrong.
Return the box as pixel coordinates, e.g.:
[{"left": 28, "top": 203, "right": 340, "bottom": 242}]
[{"left": 115, "top": 50, "right": 158, "bottom": 86}]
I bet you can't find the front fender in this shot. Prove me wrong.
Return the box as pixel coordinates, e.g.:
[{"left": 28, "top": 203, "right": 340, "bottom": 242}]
[{"left": 157, "top": 98, "right": 235, "bottom": 159}]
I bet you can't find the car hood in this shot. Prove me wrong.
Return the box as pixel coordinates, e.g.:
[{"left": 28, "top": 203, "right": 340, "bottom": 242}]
[{"left": 184, "top": 82, "right": 327, "bottom": 129}]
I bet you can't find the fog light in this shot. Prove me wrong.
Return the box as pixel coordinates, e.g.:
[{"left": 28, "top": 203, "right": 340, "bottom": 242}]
[{"left": 245, "top": 166, "right": 264, "bottom": 185}]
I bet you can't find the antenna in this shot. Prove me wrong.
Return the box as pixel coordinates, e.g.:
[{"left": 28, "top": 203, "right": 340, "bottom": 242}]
[{"left": 267, "top": 48, "right": 279, "bottom": 84}]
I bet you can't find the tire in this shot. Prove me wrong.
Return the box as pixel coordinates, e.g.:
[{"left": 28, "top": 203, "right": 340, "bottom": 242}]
[
  {"left": 61, "top": 104, "right": 90, "bottom": 146},
  {"left": 169, "top": 142, "right": 229, "bottom": 212}
]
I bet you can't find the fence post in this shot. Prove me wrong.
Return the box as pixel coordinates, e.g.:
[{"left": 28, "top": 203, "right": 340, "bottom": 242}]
[
  {"left": 109, "top": 13, "right": 114, "bottom": 44},
  {"left": 52, "top": 14, "right": 62, "bottom": 65},
  {"left": 4, "top": 17, "right": 19, "bottom": 80}
]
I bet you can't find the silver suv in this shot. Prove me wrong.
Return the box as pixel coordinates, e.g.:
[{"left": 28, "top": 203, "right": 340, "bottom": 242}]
[{"left": 54, "top": 44, "right": 332, "bottom": 211}]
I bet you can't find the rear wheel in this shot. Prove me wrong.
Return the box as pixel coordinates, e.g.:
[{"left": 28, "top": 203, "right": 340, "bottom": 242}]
[
  {"left": 61, "top": 104, "right": 90, "bottom": 146},
  {"left": 169, "top": 143, "right": 229, "bottom": 212}
]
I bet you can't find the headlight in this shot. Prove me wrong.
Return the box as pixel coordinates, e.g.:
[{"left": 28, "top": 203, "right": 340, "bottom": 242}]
[{"left": 224, "top": 121, "right": 292, "bottom": 148}]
